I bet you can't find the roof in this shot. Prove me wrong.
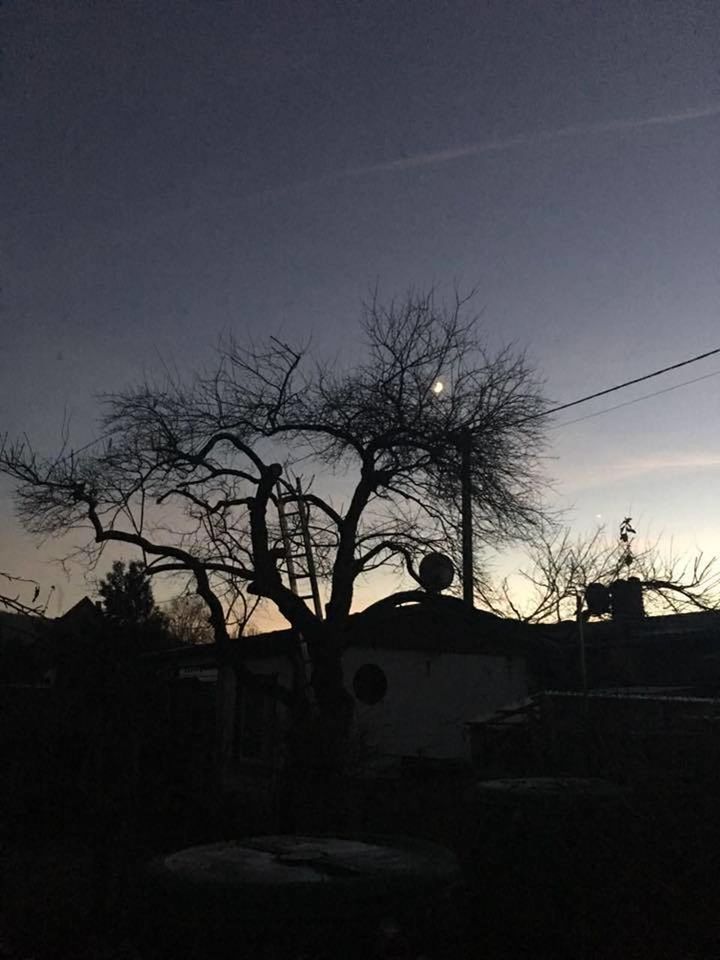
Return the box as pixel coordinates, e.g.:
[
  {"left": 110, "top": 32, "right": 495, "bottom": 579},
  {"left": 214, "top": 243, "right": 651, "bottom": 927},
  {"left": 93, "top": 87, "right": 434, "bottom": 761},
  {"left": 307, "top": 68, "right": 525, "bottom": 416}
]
[
  {"left": 142, "top": 593, "right": 534, "bottom": 668},
  {"left": 540, "top": 687, "right": 720, "bottom": 704},
  {"left": 0, "top": 610, "right": 48, "bottom": 646},
  {"left": 139, "top": 635, "right": 293, "bottom": 668},
  {"left": 57, "top": 596, "right": 103, "bottom": 627},
  {"left": 533, "top": 609, "right": 720, "bottom": 647},
  {"left": 0, "top": 610, "right": 53, "bottom": 685},
  {"left": 343, "top": 592, "right": 531, "bottom": 656}
]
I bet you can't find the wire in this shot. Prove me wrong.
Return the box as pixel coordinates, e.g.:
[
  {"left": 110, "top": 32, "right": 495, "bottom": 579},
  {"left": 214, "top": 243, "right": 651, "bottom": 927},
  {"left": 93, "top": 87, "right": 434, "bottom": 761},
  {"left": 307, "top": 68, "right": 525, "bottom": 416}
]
[
  {"left": 36, "top": 345, "right": 720, "bottom": 463},
  {"left": 35, "top": 429, "right": 115, "bottom": 469},
  {"left": 550, "top": 368, "right": 720, "bottom": 429},
  {"left": 525, "top": 346, "right": 720, "bottom": 421}
]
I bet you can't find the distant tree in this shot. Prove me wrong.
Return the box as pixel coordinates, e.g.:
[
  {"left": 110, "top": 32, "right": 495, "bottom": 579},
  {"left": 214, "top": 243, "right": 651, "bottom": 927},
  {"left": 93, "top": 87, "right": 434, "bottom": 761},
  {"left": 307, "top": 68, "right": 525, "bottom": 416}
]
[
  {"left": 0, "top": 289, "right": 551, "bottom": 770},
  {"left": 165, "top": 594, "right": 214, "bottom": 645},
  {"left": 97, "top": 561, "right": 171, "bottom": 648},
  {"left": 98, "top": 560, "right": 159, "bottom": 625},
  {"left": 164, "top": 593, "right": 259, "bottom": 643},
  {"left": 478, "top": 519, "right": 720, "bottom": 622}
]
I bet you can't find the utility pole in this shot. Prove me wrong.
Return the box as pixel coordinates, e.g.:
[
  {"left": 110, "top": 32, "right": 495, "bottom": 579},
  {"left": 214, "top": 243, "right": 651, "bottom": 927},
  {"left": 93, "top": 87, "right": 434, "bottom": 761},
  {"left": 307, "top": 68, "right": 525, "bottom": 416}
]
[
  {"left": 576, "top": 593, "right": 588, "bottom": 696},
  {"left": 431, "top": 382, "right": 473, "bottom": 609},
  {"left": 460, "top": 427, "right": 474, "bottom": 609}
]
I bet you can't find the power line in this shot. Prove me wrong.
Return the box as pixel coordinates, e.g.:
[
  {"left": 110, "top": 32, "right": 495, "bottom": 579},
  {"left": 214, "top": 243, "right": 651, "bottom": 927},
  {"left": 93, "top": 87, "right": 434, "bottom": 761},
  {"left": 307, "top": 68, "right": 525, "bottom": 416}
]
[
  {"left": 550, "top": 368, "right": 720, "bottom": 429},
  {"left": 529, "top": 346, "right": 720, "bottom": 421},
  {"left": 35, "top": 346, "right": 720, "bottom": 465},
  {"left": 41, "top": 430, "right": 115, "bottom": 468}
]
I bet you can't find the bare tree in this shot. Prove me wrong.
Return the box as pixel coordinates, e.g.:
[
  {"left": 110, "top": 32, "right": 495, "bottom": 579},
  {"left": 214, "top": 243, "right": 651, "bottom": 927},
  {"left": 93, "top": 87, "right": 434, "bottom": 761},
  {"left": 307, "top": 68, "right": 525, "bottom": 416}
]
[
  {"left": 164, "top": 593, "right": 217, "bottom": 645},
  {"left": 637, "top": 549, "right": 720, "bottom": 614},
  {"left": 0, "top": 570, "right": 54, "bottom": 618},
  {"left": 478, "top": 520, "right": 720, "bottom": 622},
  {"left": 0, "top": 290, "right": 550, "bottom": 765}
]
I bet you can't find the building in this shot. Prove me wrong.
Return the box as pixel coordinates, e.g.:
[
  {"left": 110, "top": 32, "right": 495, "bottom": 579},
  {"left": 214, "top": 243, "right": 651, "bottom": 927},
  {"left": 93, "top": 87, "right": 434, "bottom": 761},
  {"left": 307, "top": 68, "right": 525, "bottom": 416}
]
[
  {"left": 532, "top": 608, "right": 720, "bottom": 692},
  {"left": 468, "top": 603, "right": 720, "bottom": 782},
  {"left": 341, "top": 593, "right": 531, "bottom": 766},
  {"left": 144, "top": 592, "right": 537, "bottom": 782}
]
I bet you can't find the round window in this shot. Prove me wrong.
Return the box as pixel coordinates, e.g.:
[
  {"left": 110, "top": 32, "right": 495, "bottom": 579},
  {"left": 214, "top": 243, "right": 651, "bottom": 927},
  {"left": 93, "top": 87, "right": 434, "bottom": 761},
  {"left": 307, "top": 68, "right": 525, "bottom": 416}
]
[{"left": 352, "top": 664, "right": 388, "bottom": 705}]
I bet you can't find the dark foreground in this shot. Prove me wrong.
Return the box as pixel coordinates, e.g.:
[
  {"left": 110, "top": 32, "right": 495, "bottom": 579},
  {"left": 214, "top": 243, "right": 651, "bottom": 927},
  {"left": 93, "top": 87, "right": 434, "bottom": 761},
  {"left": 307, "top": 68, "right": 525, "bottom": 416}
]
[{"left": 2, "top": 775, "right": 720, "bottom": 960}]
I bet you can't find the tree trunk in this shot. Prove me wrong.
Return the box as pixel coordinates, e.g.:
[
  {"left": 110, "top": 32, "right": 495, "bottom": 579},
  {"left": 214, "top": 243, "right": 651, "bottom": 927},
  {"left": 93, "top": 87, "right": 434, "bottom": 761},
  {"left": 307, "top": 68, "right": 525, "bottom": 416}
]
[{"left": 278, "top": 625, "right": 355, "bottom": 831}]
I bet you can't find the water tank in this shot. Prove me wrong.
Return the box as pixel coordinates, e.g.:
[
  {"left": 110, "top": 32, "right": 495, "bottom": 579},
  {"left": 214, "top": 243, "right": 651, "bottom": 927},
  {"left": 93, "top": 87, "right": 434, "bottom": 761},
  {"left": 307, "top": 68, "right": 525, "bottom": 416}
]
[{"left": 609, "top": 577, "right": 645, "bottom": 620}]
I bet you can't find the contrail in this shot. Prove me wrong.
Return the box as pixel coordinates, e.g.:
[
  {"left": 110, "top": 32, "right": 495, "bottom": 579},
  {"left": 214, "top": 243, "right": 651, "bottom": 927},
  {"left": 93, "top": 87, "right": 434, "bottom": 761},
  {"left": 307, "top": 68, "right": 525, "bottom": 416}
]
[
  {"left": 347, "top": 102, "right": 720, "bottom": 178},
  {"left": 22, "top": 103, "right": 714, "bottom": 231}
]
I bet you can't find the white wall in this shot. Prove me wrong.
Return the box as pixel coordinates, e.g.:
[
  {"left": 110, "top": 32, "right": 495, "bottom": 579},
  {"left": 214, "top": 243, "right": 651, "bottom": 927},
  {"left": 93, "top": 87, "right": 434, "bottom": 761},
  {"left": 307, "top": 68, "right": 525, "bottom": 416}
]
[
  {"left": 242, "top": 646, "right": 528, "bottom": 764},
  {"left": 344, "top": 646, "right": 527, "bottom": 762}
]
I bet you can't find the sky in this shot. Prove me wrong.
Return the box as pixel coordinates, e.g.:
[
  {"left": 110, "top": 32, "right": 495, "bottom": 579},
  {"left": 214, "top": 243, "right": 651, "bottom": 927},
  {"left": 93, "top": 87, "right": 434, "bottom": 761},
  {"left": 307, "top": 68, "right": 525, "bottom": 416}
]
[{"left": 2, "top": 0, "right": 720, "bottom": 622}]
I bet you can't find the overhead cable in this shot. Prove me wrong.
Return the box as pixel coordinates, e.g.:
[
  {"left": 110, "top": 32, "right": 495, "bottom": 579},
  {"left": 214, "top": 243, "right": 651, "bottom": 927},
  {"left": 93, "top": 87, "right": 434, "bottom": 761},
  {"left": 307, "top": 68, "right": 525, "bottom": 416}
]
[
  {"left": 551, "top": 368, "right": 720, "bottom": 429},
  {"left": 527, "top": 346, "right": 720, "bottom": 422}
]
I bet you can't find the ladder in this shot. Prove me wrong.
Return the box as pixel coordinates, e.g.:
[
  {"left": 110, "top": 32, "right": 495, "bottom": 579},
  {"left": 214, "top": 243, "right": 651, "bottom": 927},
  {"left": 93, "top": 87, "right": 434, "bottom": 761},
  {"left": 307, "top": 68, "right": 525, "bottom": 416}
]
[{"left": 276, "top": 477, "right": 324, "bottom": 620}]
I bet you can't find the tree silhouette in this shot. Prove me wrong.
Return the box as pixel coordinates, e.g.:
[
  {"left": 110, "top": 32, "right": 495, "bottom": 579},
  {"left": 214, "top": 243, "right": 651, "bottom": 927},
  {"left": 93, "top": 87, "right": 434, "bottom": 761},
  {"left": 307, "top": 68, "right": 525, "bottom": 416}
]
[
  {"left": 164, "top": 593, "right": 214, "bottom": 645},
  {"left": 0, "top": 570, "right": 53, "bottom": 617},
  {"left": 0, "top": 289, "right": 550, "bottom": 767},
  {"left": 97, "top": 560, "right": 171, "bottom": 650},
  {"left": 478, "top": 522, "right": 720, "bottom": 622},
  {"left": 98, "top": 560, "right": 159, "bottom": 625}
]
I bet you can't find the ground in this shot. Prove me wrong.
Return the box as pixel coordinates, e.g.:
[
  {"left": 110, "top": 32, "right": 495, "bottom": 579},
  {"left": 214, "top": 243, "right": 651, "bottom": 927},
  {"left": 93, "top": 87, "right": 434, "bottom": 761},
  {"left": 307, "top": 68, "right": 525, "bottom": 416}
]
[{"left": 2, "top": 775, "right": 720, "bottom": 959}]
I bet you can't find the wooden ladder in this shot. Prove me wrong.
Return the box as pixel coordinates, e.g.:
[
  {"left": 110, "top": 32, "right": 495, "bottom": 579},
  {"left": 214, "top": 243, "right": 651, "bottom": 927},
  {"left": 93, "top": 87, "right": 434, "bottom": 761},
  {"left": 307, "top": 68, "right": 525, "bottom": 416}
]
[{"left": 276, "top": 477, "right": 323, "bottom": 619}]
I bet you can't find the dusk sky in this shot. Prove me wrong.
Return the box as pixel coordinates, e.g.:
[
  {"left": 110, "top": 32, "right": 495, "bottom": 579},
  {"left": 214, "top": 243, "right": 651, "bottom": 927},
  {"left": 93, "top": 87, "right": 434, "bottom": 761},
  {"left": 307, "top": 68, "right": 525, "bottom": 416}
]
[{"left": 2, "top": 0, "right": 720, "bottom": 620}]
